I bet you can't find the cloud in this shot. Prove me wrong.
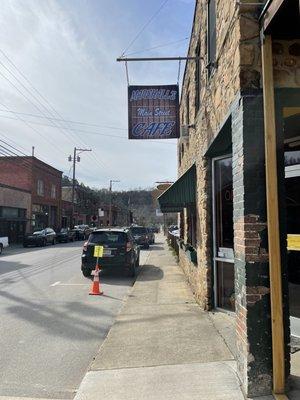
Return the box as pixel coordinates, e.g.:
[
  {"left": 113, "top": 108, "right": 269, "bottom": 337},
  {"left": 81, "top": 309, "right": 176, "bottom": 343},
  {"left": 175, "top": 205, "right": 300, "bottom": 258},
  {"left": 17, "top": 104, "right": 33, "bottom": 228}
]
[{"left": 0, "top": 0, "right": 194, "bottom": 190}]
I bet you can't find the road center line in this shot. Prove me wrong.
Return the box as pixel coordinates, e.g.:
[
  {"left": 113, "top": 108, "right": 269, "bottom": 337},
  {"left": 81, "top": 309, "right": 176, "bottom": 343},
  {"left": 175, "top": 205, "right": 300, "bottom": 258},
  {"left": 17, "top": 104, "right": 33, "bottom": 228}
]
[
  {"left": 50, "top": 281, "right": 61, "bottom": 287},
  {"left": 57, "top": 283, "right": 89, "bottom": 286},
  {"left": 50, "top": 282, "right": 90, "bottom": 286}
]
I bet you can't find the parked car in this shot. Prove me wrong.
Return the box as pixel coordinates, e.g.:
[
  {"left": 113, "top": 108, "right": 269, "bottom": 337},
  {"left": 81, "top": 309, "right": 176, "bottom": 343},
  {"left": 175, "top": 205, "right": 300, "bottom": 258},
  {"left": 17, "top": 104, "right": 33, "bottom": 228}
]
[
  {"left": 150, "top": 225, "right": 159, "bottom": 233},
  {"left": 56, "top": 228, "right": 76, "bottom": 243},
  {"left": 0, "top": 236, "right": 9, "bottom": 255},
  {"left": 170, "top": 229, "right": 180, "bottom": 238},
  {"left": 72, "top": 225, "right": 93, "bottom": 240},
  {"left": 168, "top": 225, "right": 178, "bottom": 233},
  {"left": 81, "top": 228, "right": 140, "bottom": 278},
  {"left": 147, "top": 227, "right": 155, "bottom": 244},
  {"left": 23, "top": 228, "right": 56, "bottom": 247},
  {"left": 128, "top": 226, "right": 150, "bottom": 249}
]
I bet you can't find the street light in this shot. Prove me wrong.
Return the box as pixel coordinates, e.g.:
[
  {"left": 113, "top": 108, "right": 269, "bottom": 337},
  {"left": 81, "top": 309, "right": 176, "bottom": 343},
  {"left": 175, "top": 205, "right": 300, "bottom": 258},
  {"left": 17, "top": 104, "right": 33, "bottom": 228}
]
[{"left": 109, "top": 179, "right": 120, "bottom": 226}]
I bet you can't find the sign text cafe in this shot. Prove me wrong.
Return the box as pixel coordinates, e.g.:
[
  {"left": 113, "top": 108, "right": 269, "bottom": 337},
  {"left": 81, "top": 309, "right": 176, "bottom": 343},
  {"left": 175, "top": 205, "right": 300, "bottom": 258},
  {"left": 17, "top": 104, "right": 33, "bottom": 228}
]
[{"left": 128, "top": 85, "right": 180, "bottom": 140}]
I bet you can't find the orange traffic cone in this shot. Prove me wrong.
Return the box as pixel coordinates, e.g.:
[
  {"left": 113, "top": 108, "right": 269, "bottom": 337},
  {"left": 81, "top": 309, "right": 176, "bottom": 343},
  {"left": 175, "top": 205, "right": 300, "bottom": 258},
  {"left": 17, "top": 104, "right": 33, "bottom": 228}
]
[{"left": 89, "top": 265, "right": 103, "bottom": 296}]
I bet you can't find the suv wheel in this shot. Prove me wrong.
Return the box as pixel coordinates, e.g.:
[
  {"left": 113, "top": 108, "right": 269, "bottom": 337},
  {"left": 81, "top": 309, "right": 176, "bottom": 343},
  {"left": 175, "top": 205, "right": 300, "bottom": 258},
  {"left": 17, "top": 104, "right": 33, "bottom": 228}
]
[
  {"left": 128, "top": 262, "right": 137, "bottom": 278},
  {"left": 0, "top": 244, "right": 2, "bottom": 255},
  {"left": 82, "top": 269, "right": 91, "bottom": 278}
]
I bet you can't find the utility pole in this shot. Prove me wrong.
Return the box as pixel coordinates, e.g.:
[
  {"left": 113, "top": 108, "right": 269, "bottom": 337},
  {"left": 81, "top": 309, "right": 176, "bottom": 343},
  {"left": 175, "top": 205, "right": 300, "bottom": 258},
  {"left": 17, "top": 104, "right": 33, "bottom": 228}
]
[
  {"left": 68, "top": 147, "right": 92, "bottom": 228},
  {"left": 109, "top": 179, "right": 120, "bottom": 226}
]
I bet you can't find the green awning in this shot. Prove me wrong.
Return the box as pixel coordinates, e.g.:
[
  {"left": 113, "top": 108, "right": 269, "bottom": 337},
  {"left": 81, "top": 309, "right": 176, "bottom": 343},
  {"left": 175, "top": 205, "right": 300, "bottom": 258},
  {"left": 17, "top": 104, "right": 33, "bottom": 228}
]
[{"left": 158, "top": 164, "right": 196, "bottom": 213}]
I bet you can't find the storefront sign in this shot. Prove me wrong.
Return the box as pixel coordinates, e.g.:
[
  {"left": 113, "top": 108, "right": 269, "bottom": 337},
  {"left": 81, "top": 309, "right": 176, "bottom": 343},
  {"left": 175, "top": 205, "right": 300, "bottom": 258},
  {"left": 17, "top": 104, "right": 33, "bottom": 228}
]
[
  {"left": 287, "top": 234, "right": 300, "bottom": 251},
  {"left": 128, "top": 85, "right": 179, "bottom": 140}
]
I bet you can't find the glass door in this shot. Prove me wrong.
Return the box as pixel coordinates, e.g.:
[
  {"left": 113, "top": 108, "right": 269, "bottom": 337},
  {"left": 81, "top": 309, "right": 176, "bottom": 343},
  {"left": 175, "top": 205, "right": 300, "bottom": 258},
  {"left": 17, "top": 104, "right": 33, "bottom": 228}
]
[{"left": 212, "top": 156, "right": 234, "bottom": 311}]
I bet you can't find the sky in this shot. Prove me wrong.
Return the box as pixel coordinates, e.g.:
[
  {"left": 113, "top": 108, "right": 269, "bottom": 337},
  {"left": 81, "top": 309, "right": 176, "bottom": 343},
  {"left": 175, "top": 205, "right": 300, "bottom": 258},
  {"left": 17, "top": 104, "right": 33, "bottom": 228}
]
[{"left": 0, "top": 0, "right": 195, "bottom": 190}]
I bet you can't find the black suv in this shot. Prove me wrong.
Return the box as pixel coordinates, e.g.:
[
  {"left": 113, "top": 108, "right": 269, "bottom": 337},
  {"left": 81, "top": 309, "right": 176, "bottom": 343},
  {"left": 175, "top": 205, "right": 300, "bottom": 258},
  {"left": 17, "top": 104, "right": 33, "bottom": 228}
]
[
  {"left": 129, "top": 226, "right": 150, "bottom": 249},
  {"left": 81, "top": 228, "right": 140, "bottom": 278},
  {"left": 23, "top": 228, "right": 56, "bottom": 247},
  {"left": 56, "top": 228, "right": 76, "bottom": 243}
]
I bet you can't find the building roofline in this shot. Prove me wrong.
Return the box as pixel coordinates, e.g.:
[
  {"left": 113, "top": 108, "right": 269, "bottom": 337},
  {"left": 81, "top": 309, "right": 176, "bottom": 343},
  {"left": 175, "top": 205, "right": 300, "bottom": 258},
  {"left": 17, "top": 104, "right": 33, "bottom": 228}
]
[{"left": 0, "top": 156, "right": 63, "bottom": 175}]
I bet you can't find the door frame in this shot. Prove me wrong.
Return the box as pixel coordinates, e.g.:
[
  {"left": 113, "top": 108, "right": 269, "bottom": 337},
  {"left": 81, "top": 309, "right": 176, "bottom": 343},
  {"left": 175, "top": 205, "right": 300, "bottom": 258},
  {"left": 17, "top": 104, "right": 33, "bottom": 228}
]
[{"left": 212, "top": 154, "right": 234, "bottom": 310}]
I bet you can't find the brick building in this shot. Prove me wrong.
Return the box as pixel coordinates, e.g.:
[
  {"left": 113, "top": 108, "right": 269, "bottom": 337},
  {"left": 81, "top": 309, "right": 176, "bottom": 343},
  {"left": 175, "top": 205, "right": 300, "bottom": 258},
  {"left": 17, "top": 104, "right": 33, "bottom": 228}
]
[
  {"left": 61, "top": 186, "right": 88, "bottom": 227},
  {"left": 0, "top": 156, "right": 62, "bottom": 232},
  {"left": 159, "top": 0, "right": 300, "bottom": 397},
  {"left": 61, "top": 187, "right": 126, "bottom": 227},
  {"left": 0, "top": 183, "right": 31, "bottom": 243}
]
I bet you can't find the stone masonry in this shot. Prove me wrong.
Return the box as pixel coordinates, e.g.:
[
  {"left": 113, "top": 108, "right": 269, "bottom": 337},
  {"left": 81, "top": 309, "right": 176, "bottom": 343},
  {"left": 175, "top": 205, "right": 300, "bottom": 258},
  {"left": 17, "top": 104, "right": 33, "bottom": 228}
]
[{"left": 177, "top": 0, "right": 299, "bottom": 397}]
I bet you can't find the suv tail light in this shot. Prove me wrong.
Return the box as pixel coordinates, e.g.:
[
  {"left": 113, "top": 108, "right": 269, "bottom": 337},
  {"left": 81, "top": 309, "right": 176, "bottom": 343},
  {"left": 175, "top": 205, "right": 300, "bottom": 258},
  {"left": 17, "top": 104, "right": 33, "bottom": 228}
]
[
  {"left": 126, "top": 242, "right": 133, "bottom": 252},
  {"left": 83, "top": 241, "right": 88, "bottom": 251}
]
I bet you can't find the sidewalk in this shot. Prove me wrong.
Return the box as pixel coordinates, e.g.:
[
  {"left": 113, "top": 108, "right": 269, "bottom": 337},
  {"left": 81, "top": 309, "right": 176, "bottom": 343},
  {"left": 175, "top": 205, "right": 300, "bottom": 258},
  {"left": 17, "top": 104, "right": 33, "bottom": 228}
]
[{"left": 74, "top": 236, "right": 273, "bottom": 400}]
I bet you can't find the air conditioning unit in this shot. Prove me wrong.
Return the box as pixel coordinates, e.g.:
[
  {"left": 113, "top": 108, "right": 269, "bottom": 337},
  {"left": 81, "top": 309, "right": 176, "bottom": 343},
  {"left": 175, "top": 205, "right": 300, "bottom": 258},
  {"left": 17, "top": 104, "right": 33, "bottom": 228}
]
[{"left": 180, "top": 125, "right": 189, "bottom": 138}]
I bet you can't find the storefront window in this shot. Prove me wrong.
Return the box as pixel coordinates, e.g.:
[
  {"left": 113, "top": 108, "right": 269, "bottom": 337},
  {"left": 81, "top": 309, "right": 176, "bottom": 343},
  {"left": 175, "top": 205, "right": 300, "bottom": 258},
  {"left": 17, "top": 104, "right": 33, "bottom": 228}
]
[
  {"left": 187, "top": 206, "right": 197, "bottom": 248},
  {"left": 51, "top": 184, "right": 56, "bottom": 199},
  {"left": 1, "top": 207, "right": 19, "bottom": 218},
  {"left": 37, "top": 179, "right": 44, "bottom": 196},
  {"left": 284, "top": 109, "right": 300, "bottom": 335}
]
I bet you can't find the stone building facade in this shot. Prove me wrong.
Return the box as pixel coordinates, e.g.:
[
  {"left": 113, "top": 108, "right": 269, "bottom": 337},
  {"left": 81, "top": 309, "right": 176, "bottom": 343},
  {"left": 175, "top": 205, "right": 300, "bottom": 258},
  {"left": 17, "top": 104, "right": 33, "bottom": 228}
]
[{"left": 159, "top": 0, "right": 300, "bottom": 397}]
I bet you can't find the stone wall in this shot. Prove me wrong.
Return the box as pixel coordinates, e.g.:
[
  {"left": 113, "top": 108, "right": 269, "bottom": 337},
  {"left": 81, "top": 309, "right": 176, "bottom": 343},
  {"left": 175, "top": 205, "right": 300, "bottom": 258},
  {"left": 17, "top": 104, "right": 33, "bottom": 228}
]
[
  {"left": 238, "top": 2, "right": 300, "bottom": 89},
  {"left": 177, "top": 0, "right": 297, "bottom": 396},
  {"left": 178, "top": 0, "right": 242, "bottom": 309}
]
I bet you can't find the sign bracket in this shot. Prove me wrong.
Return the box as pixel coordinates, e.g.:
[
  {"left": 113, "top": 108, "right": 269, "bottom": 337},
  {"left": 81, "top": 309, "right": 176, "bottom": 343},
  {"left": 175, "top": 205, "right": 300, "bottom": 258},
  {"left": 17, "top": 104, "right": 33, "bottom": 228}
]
[{"left": 117, "top": 56, "right": 202, "bottom": 62}]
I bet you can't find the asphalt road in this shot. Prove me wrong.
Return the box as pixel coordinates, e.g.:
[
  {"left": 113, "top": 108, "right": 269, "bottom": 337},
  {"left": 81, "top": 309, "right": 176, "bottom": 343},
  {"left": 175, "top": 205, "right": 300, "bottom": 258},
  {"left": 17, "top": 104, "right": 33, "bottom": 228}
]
[{"left": 0, "top": 241, "right": 150, "bottom": 399}]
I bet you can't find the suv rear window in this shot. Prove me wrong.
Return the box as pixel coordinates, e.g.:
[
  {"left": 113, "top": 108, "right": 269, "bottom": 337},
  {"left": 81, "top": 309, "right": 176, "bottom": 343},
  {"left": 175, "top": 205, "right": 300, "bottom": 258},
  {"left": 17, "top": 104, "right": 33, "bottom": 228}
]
[
  {"left": 131, "top": 227, "right": 148, "bottom": 234},
  {"left": 89, "top": 231, "right": 127, "bottom": 245}
]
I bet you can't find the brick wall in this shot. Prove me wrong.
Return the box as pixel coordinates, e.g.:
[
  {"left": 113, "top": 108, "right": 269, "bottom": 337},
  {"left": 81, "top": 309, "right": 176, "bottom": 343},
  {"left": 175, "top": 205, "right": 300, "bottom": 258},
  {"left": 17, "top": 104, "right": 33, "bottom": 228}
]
[
  {"left": 0, "top": 156, "right": 62, "bottom": 228},
  {"left": 0, "top": 157, "right": 32, "bottom": 191},
  {"left": 232, "top": 93, "right": 275, "bottom": 396}
]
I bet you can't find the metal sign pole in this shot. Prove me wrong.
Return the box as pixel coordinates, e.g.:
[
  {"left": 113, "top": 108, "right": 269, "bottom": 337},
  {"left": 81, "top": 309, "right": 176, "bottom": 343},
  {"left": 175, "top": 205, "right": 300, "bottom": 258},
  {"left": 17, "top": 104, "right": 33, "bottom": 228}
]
[{"left": 116, "top": 56, "right": 202, "bottom": 62}]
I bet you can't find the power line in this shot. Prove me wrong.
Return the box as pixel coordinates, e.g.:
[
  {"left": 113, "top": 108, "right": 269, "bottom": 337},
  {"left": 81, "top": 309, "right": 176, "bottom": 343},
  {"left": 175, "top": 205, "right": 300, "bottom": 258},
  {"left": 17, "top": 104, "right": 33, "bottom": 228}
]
[
  {"left": 0, "top": 102, "right": 66, "bottom": 158},
  {"left": 0, "top": 131, "right": 29, "bottom": 154},
  {"left": 126, "top": 36, "right": 190, "bottom": 56},
  {"left": 0, "top": 72, "right": 73, "bottom": 156},
  {"left": 0, "top": 144, "right": 38, "bottom": 175},
  {"left": 0, "top": 108, "right": 126, "bottom": 130},
  {"left": 0, "top": 52, "right": 110, "bottom": 176},
  {"left": 121, "top": 0, "right": 169, "bottom": 56},
  {"left": 0, "top": 137, "right": 28, "bottom": 157},
  {"left": 0, "top": 113, "right": 177, "bottom": 146}
]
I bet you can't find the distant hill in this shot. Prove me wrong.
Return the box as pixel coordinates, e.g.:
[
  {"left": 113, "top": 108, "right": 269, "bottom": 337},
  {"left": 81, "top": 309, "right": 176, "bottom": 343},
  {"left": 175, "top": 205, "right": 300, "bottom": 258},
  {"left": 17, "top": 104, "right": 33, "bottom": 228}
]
[{"left": 62, "top": 175, "right": 160, "bottom": 226}]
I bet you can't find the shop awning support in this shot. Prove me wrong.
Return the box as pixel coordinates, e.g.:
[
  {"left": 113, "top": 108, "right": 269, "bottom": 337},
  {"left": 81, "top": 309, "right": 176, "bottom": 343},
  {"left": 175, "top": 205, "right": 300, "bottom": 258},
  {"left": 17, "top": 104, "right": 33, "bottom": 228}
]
[{"left": 261, "top": 33, "right": 285, "bottom": 395}]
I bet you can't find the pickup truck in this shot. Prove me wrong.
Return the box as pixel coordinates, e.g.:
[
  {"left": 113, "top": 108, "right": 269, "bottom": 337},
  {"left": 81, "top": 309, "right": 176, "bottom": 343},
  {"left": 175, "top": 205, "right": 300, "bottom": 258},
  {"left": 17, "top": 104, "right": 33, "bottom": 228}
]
[{"left": 0, "top": 237, "right": 9, "bottom": 255}]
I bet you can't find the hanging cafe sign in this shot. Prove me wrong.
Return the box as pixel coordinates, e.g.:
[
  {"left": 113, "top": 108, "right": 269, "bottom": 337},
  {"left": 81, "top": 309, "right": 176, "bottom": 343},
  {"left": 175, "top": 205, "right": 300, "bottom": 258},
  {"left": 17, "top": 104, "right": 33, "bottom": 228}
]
[{"left": 128, "top": 84, "right": 180, "bottom": 140}]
